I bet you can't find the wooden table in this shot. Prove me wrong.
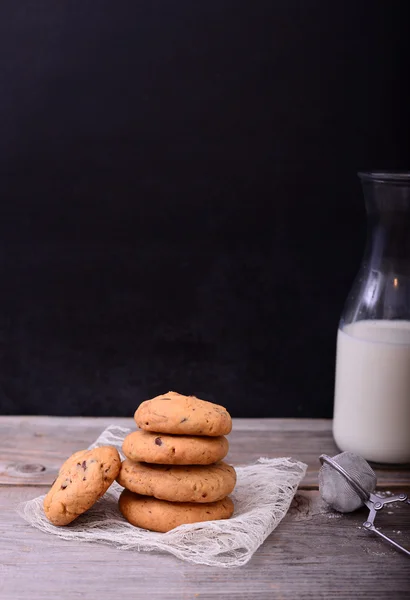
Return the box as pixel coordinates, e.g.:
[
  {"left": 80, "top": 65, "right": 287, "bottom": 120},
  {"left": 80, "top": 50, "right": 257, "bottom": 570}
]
[{"left": 1, "top": 417, "right": 409, "bottom": 599}]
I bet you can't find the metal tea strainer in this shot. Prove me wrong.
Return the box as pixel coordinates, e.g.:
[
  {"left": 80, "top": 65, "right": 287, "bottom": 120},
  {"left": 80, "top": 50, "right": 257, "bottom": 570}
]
[{"left": 319, "top": 451, "right": 410, "bottom": 557}]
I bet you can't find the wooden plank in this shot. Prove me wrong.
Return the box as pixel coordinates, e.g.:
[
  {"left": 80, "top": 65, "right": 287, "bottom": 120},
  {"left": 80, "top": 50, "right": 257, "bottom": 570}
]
[
  {"left": 0, "top": 416, "right": 409, "bottom": 488},
  {"left": 1, "top": 486, "right": 409, "bottom": 599}
]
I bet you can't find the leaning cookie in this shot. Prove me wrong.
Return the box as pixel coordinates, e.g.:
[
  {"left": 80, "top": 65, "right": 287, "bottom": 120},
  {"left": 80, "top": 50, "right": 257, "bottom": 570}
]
[
  {"left": 122, "top": 430, "right": 229, "bottom": 465},
  {"left": 117, "top": 459, "right": 236, "bottom": 503},
  {"left": 134, "top": 391, "right": 232, "bottom": 436},
  {"left": 119, "top": 488, "right": 234, "bottom": 532},
  {"left": 43, "top": 446, "right": 121, "bottom": 526}
]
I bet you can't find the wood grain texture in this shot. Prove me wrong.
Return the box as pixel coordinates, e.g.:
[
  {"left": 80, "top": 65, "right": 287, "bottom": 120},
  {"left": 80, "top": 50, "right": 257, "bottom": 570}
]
[
  {"left": 1, "top": 486, "right": 409, "bottom": 600},
  {"left": 1, "top": 417, "right": 409, "bottom": 599},
  {"left": 0, "top": 416, "right": 408, "bottom": 487}
]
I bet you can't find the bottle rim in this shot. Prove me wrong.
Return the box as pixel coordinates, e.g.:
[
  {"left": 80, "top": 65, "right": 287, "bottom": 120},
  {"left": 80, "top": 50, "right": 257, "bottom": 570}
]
[{"left": 358, "top": 171, "right": 410, "bottom": 184}]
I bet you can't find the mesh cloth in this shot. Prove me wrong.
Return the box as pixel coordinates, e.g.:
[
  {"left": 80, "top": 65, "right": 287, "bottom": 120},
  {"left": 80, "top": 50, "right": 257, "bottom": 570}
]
[{"left": 18, "top": 425, "right": 307, "bottom": 568}]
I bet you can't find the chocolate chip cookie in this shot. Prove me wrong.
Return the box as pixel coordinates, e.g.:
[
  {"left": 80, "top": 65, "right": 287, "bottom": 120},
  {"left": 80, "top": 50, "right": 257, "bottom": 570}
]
[
  {"left": 119, "top": 488, "right": 234, "bottom": 532},
  {"left": 117, "top": 458, "right": 236, "bottom": 503},
  {"left": 134, "top": 391, "right": 232, "bottom": 436},
  {"left": 43, "top": 446, "right": 121, "bottom": 526},
  {"left": 122, "top": 430, "right": 229, "bottom": 465}
]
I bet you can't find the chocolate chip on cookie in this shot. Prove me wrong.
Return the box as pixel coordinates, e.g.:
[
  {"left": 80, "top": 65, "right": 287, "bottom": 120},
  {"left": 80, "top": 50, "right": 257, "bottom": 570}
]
[
  {"left": 43, "top": 446, "right": 121, "bottom": 526},
  {"left": 134, "top": 391, "right": 232, "bottom": 436}
]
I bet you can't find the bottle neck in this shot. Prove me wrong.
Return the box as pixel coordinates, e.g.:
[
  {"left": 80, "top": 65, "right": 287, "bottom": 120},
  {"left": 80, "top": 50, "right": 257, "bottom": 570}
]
[
  {"left": 341, "top": 174, "right": 410, "bottom": 325},
  {"left": 362, "top": 179, "right": 410, "bottom": 274},
  {"left": 366, "top": 213, "right": 410, "bottom": 273},
  {"left": 362, "top": 176, "right": 410, "bottom": 215}
]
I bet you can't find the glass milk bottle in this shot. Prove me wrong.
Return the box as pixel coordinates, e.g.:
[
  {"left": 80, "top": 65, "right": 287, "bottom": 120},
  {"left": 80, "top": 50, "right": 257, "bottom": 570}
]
[{"left": 333, "top": 172, "right": 410, "bottom": 464}]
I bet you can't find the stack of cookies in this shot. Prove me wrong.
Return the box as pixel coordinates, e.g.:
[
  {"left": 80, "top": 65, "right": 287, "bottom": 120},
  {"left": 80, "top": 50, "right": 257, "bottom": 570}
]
[{"left": 117, "top": 391, "right": 236, "bottom": 532}]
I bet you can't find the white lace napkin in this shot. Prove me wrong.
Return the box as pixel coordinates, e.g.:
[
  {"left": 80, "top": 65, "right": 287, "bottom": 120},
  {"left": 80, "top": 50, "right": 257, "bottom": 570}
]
[{"left": 18, "top": 425, "right": 307, "bottom": 568}]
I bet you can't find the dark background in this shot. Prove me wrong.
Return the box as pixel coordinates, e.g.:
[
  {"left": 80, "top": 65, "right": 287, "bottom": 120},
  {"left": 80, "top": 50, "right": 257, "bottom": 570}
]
[{"left": 0, "top": 1, "right": 409, "bottom": 417}]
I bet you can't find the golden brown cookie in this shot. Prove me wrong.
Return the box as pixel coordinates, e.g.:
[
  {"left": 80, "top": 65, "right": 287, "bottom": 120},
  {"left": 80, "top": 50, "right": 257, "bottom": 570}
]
[
  {"left": 119, "top": 488, "right": 234, "bottom": 532},
  {"left": 122, "top": 430, "right": 229, "bottom": 465},
  {"left": 134, "top": 391, "right": 232, "bottom": 436},
  {"left": 43, "top": 446, "right": 121, "bottom": 526},
  {"left": 117, "top": 459, "right": 236, "bottom": 503}
]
